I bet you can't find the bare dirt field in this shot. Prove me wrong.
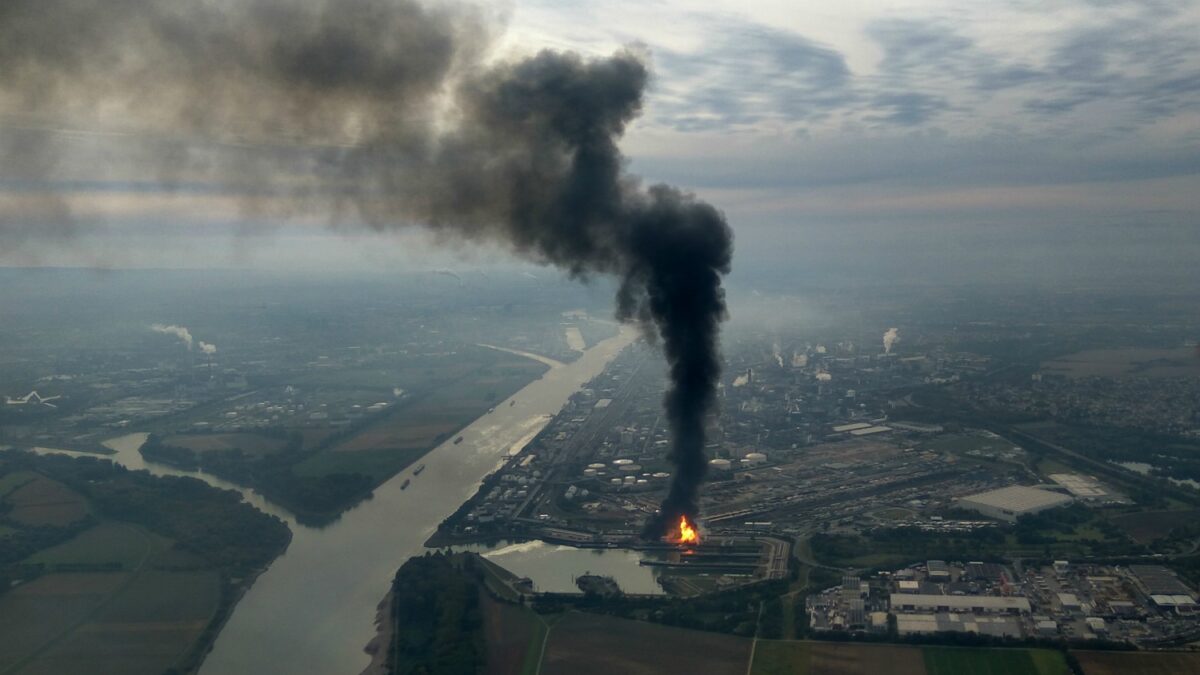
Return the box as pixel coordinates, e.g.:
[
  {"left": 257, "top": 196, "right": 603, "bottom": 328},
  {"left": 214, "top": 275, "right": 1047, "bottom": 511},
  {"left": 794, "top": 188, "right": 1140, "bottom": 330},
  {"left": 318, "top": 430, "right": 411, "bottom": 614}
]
[
  {"left": 541, "top": 612, "right": 751, "bottom": 675},
  {"left": 5, "top": 476, "right": 89, "bottom": 526},
  {"left": 1074, "top": 650, "right": 1200, "bottom": 675},
  {"left": 811, "top": 642, "right": 926, "bottom": 675}
]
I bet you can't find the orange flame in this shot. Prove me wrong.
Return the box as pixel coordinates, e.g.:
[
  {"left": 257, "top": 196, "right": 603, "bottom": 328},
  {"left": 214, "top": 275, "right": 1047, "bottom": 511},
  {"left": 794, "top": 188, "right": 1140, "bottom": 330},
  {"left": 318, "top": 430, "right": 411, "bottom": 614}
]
[{"left": 675, "top": 515, "right": 699, "bottom": 545}]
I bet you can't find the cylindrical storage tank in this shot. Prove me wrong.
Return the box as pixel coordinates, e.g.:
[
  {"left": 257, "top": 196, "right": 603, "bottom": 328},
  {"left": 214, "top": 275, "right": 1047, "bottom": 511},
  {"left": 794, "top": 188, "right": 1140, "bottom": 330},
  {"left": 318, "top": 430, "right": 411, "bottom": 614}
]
[
  {"left": 583, "top": 469, "right": 598, "bottom": 478},
  {"left": 709, "top": 458, "right": 732, "bottom": 472},
  {"left": 610, "top": 478, "right": 623, "bottom": 485},
  {"left": 587, "top": 463, "right": 606, "bottom": 470},
  {"left": 612, "top": 458, "right": 634, "bottom": 466},
  {"left": 653, "top": 472, "right": 671, "bottom": 479},
  {"left": 623, "top": 476, "right": 636, "bottom": 484}
]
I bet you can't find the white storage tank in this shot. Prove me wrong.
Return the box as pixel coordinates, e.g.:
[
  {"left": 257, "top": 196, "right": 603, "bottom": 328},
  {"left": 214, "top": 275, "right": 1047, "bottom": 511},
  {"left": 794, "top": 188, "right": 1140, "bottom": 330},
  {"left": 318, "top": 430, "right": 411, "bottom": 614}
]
[{"left": 709, "top": 458, "right": 732, "bottom": 472}]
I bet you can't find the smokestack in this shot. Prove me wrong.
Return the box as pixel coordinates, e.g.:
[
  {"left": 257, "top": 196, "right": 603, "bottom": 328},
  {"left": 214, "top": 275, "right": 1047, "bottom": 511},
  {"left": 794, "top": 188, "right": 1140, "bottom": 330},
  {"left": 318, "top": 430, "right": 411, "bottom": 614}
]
[{"left": 1, "top": 0, "right": 733, "bottom": 537}]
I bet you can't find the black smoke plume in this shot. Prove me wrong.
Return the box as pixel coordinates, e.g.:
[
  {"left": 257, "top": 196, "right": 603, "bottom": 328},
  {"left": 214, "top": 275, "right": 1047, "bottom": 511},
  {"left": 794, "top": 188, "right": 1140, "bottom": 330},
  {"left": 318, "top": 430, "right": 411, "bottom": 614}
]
[{"left": 0, "top": 0, "right": 732, "bottom": 536}]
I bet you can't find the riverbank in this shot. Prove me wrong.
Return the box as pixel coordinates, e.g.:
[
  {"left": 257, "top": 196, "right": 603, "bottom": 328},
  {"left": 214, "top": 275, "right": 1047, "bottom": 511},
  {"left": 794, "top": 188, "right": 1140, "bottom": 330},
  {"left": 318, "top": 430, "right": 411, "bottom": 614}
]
[{"left": 359, "top": 590, "right": 394, "bottom": 675}]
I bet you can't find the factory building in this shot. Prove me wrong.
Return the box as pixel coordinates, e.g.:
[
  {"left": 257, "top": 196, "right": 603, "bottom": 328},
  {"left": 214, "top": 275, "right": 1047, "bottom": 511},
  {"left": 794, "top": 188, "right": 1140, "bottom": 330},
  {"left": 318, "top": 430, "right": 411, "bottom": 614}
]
[
  {"left": 890, "top": 594, "right": 1031, "bottom": 614},
  {"left": 896, "top": 613, "right": 1022, "bottom": 638},
  {"left": 957, "top": 485, "right": 1073, "bottom": 522}
]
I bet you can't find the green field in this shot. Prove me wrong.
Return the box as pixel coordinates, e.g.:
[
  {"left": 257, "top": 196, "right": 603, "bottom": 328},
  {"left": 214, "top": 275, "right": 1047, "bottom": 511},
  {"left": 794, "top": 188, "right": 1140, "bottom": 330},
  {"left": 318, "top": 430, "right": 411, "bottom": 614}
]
[
  {"left": 923, "top": 647, "right": 1069, "bottom": 675},
  {"left": 750, "top": 640, "right": 810, "bottom": 675},
  {"left": 27, "top": 522, "right": 169, "bottom": 571}
]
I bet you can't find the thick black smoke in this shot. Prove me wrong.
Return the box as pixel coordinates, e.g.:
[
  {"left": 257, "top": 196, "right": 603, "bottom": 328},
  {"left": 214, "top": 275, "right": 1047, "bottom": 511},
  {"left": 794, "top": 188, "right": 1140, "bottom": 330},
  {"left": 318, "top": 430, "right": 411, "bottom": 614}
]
[{"left": 0, "top": 0, "right": 732, "bottom": 536}]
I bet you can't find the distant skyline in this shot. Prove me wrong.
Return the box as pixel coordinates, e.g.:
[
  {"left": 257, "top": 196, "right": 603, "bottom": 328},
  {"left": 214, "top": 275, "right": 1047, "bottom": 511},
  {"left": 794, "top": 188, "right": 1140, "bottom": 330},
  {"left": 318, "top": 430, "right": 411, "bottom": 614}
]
[{"left": 1, "top": 0, "right": 1198, "bottom": 284}]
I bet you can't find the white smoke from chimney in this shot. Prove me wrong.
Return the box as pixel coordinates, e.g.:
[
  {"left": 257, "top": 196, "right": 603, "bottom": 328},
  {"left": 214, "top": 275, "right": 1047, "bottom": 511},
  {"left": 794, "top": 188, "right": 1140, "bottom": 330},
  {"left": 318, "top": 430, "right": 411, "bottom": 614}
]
[
  {"left": 199, "top": 341, "right": 217, "bottom": 355},
  {"left": 772, "top": 342, "right": 783, "bottom": 368},
  {"left": 883, "top": 327, "right": 899, "bottom": 354},
  {"left": 151, "top": 324, "right": 194, "bottom": 350}
]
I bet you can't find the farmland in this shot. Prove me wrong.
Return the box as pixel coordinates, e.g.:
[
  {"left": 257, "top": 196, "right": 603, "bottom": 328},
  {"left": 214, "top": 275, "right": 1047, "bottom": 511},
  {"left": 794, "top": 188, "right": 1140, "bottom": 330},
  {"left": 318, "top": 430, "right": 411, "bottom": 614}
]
[
  {"left": 814, "top": 643, "right": 927, "bottom": 675},
  {"left": 0, "top": 452, "right": 289, "bottom": 675},
  {"left": 1073, "top": 650, "right": 1200, "bottom": 675},
  {"left": 922, "top": 647, "right": 1069, "bottom": 675},
  {"left": 480, "top": 593, "right": 545, "bottom": 675},
  {"left": 5, "top": 476, "right": 90, "bottom": 527},
  {"left": 541, "top": 612, "right": 752, "bottom": 675}
]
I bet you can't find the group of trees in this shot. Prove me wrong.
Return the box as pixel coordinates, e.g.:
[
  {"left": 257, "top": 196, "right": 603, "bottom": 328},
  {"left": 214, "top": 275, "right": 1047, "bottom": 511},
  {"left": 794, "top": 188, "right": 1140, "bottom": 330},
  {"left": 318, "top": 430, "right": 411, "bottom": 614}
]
[{"left": 389, "top": 553, "right": 484, "bottom": 675}]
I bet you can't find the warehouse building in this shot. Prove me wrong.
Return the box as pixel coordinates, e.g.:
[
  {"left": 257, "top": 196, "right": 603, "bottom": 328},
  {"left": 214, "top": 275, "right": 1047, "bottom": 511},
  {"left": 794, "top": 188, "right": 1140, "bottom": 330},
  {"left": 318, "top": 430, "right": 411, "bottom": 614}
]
[
  {"left": 956, "top": 485, "right": 1073, "bottom": 522},
  {"left": 890, "top": 594, "right": 1031, "bottom": 614},
  {"left": 895, "top": 612, "right": 1022, "bottom": 637}
]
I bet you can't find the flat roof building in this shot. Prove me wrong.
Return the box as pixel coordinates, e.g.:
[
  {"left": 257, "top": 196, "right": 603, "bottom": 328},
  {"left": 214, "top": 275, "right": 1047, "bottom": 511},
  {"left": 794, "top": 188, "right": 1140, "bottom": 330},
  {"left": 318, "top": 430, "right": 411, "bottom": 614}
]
[
  {"left": 1048, "top": 473, "right": 1110, "bottom": 500},
  {"left": 896, "top": 612, "right": 1022, "bottom": 638},
  {"left": 890, "top": 594, "right": 1031, "bottom": 614},
  {"left": 957, "top": 485, "right": 1073, "bottom": 522}
]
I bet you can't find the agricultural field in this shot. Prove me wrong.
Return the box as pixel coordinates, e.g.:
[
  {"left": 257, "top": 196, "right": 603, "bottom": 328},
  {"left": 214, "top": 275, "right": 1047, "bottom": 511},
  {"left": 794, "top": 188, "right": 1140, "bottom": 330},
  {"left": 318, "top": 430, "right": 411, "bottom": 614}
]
[
  {"left": 159, "top": 432, "right": 286, "bottom": 456},
  {"left": 922, "top": 646, "right": 1069, "bottom": 675},
  {"left": 0, "top": 569, "right": 221, "bottom": 675},
  {"left": 26, "top": 522, "right": 169, "bottom": 570},
  {"left": 751, "top": 641, "right": 927, "bottom": 675},
  {"left": 480, "top": 593, "right": 544, "bottom": 675},
  {"left": 0, "top": 453, "right": 289, "bottom": 675},
  {"left": 1040, "top": 347, "right": 1200, "bottom": 379},
  {"left": 5, "top": 476, "right": 90, "bottom": 526},
  {"left": 750, "top": 640, "right": 811, "bottom": 675},
  {"left": 541, "top": 612, "right": 752, "bottom": 675},
  {"left": 813, "top": 643, "right": 926, "bottom": 675},
  {"left": 1073, "top": 650, "right": 1200, "bottom": 675},
  {"left": 331, "top": 353, "right": 546, "bottom": 455}
]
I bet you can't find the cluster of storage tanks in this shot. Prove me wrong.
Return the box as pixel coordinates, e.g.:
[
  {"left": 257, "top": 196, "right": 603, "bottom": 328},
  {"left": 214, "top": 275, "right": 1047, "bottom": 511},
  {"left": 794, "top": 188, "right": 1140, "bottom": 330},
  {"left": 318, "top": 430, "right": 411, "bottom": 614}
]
[
  {"left": 578, "top": 451, "right": 768, "bottom": 487},
  {"left": 708, "top": 451, "right": 768, "bottom": 472},
  {"left": 581, "top": 460, "right": 672, "bottom": 488}
]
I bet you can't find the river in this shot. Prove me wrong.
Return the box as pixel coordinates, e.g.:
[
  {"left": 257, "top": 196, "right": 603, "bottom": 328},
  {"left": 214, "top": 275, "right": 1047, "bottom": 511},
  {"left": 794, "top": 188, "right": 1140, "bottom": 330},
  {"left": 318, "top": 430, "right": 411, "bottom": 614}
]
[{"left": 26, "top": 326, "right": 636, "bottom": 674}]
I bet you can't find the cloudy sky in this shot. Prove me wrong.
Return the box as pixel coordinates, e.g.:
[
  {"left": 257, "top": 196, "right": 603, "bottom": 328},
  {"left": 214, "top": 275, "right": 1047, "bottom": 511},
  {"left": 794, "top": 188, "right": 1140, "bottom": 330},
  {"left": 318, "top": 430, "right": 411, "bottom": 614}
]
[{"left": 2, "top": 0, "right": 1199, "bottom": 285}]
